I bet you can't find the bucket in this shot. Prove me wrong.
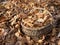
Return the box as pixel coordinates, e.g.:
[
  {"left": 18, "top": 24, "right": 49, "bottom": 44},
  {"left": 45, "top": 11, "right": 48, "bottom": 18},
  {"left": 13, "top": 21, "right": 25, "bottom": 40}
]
[{"left": 21, "top": 7, "right": 55, "bottom": 39}]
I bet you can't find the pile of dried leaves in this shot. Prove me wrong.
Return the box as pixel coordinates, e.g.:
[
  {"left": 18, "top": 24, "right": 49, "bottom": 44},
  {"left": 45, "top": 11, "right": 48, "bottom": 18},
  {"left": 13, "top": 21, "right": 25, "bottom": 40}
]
[{"left": 0, "top": 0, "right": 60, "bottom": 45}]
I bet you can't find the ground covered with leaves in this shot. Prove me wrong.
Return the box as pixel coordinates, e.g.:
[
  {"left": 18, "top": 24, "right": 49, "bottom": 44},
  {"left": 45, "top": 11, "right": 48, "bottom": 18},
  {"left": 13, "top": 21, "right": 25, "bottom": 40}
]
[{"left": 0, "top": 0, "right": 60, "bottom": 45}]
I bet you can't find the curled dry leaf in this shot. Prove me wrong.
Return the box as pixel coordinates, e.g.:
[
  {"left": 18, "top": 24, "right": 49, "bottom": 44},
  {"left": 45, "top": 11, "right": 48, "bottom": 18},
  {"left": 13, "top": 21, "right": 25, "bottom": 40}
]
[{"left": 0, "top": 16, "right": 7, "bottom": 23}]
